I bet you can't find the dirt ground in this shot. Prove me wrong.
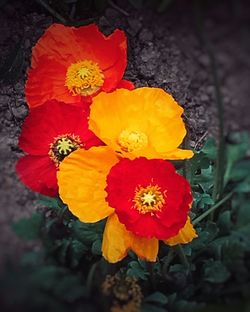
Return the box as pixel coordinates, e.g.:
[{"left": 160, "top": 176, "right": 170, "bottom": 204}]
[{"left": 0, "top": 0, "right": 249, "bottom": 268}]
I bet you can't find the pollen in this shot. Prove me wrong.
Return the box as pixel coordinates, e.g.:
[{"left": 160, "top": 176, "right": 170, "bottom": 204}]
[
  {"left": 133, "top": 184, "right": 166, "bottom": 214},
  {"left": 49, "top": 134, "right": 82, "bottom": 166},
  {"left": 65, "top": 60, "right": 104, "bottom": 96},
  {"left": 117, "top": 130, "right": 148, "bottom": 153}
]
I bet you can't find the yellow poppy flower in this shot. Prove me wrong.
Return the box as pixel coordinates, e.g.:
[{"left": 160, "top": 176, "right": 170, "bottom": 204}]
[{"left": 89, "top": 87, "right": 193, "bottom": 160}]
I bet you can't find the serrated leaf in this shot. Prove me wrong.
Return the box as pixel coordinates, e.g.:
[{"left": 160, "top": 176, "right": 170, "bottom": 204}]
[
  {"left": 12, "top": 212, "right": 43, "bottom": 240},
  {"left": 71, "top": 220, "right": 104, "bottom": 245},
  {"left": 127, "top": 261, "right": 149, "bottom": 280}
]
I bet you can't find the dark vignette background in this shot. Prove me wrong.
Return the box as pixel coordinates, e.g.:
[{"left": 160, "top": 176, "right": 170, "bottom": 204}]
[{"left": 0, "top": 0, "right": 249, "bottom": 281}]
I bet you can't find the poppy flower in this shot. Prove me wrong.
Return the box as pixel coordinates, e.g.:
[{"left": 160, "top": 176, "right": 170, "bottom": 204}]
[
  {"left": 89, "top": 87, "right": 193, "bottom": 160},
  {"left": 26, "top": 23, "right": 134, "bottom": 108},
  {"left": 57, "top": 147, "right": 197, "bottom": 263},
  {"left": 16, "top": 100, "right": 103, "bottom": 197}
]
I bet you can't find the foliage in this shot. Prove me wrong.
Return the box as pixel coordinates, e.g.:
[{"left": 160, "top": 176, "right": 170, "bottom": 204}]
[{"left": 1, "top": 132, "right": 249, "bottom": 311}]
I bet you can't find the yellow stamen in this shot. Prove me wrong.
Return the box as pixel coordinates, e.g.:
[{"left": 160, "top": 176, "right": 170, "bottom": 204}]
[
  {"left": 133, "top": 184, "right": 166, "bottom": 214},
  {"left": 49, "top": 134, "right": 82, "bottom": 166},
  {"left": 118, "top": 130, "right": 148, "bottom": 153},
  {"left": 65, "top": 60, "right": 104, "bottom": 96}
]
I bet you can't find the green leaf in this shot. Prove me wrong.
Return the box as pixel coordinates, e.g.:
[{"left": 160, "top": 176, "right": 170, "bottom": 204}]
[
  {"left": 230, "top": 160, "right": 250, "bottom": 182},
  {"left": 71, "top": 220, "right": 104, "bottom": 245},
  {"left": 236, "top": 202, "right": 250, "bottom": 228},
  {"left": 127, "top": 261, "right": 149, "bottom": 280},
  {"left": 235, "top": 177, "right": 250, "bottom": 193},
  {"left": 36, "top": 195, "right": 64, "bottom": 209},
  {"left": 204, "top": 260, "right": 231, "bottom": 284},
  {"left": 201, "top": 138, "right": 217, "bottom": 160},
  {"left": 224, "top": 132, "right": 249, "bottom": 186},
  {"left": 12, "top": 212, "right": 43, "bottom": 240},
  {"left": 91, "top": 239, "right": 102, "bottom": 255},
  {"left": 145, "top": 292, "right": 168, "bottom": 305},
  {"left": 218, "top": 210, "right": 232, "bottom": 235}
]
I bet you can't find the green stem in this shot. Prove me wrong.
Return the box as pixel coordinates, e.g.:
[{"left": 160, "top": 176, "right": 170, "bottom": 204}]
[
  {"left": 192, "top": 191, "right": 233, "bottom": 225},
  {"left": 86, "top": 261, "right": 99, "bottom": 295},
  {"left": 162, "top": 248, "right": 175, "bottom": 278},
  {"left": 193, "top": 1, "right": 225, "bottom": 212},
  {"left": 174, "top": 245, "right": 189, "bottom": 270}
]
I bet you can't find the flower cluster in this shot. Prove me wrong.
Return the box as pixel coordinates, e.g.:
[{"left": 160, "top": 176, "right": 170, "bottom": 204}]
[
  {"left": 16, "top": 23, "right": 197, "bottom": 263},
  {"left": 102, "top": 273, "right": 143, "bottom": 312}
]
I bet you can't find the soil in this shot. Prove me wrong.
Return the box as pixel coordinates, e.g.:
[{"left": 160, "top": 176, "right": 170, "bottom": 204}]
[{"left": 0, "top": 0, "right": 249, "bottom": 269}]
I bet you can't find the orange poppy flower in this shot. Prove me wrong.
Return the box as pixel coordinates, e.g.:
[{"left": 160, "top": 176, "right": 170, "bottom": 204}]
[
  {"left": 57, "top": 147, "right": 197, "bottom": 263},
  {"left": 89, "top": 87, "right": 193, "bottom": 160},
  {"left": 26, "top": 23, "right": 133, "bottom": 108}
]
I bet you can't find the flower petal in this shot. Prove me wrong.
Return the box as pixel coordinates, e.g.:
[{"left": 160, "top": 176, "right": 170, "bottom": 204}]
[
  {"left": 19, "top": 99, "right": 102, "bottom": 155},
  {"left": 28, "top": 24, "right": 127, "bottom": 107},
  {"left": 16, "top": 155, "right": 57, "bottom": 197},
  {"left": 117, "top": 79, "right": 135, "bottom": 90},
  {"left": 102, "top": 213, "right": 132, "bottom": 263},
  {"left": 130, "top": 234, "right": 159, "bottom": 262},
  {"left": 163, "top": 148, "right": 194, "bottom": 160},
  {"left": 26, "top": 57, "right": 82, "bottom": 107},
  {"left": 89, "top": 87, "right": 191, "bottom": 160},
  {"left": 57, "top": 146, "right": 118, "bottom": 223},
  {"left": 164, "top": 217, "right": 197, "bottom": 246}
]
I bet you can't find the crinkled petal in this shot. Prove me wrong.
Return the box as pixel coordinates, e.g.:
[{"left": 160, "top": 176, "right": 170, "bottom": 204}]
[
  {"left": 117, "top": 79, "right": 135, "bottom": 90},
  {"left": 130, "top": 234, "right": 158, "bottom": 262},
  {"left": 16, "top": 155, "right": 57, "bottom": 197},
  {"left": 162, "top": 148, "right": 194, "bottom": 160},
  {"left": 90, "top": 87, "right": 192, "bottom": 160},
  {"left": 164, "top": 217, "right": 197, "bottom": 246},
  {"left": 102, "top": 213, "right": 132, "bottom": 263},
  {"left": 57, "top": 147, "right": 118, "bottom": 223}
]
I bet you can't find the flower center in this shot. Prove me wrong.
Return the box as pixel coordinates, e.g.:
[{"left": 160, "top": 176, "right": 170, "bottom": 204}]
[
  {"left": 65, "top": 60, "right": 104, "bottom": 96},
  {"left": 117, "top": 130, "right": 148, "bottom": 153},
  {"left": 133, "top": 184, "right": 166, "bottom": 214},
  {"left": 49, "top": 134, "right": 82, "bottom": 166}
]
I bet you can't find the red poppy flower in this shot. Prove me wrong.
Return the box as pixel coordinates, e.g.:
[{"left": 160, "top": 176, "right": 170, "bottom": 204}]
[
  {"left": 58, "top": 147, "right": 196, "bottom": 263},
  {"left": 25, "top": 23, "right": 134, "bottom": 108},
  {"left": 16, "top": 99, "right": 102, "bottom": 196},
  {"left": 106, "top": 158, "right": 192, "bottom": 240}
]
